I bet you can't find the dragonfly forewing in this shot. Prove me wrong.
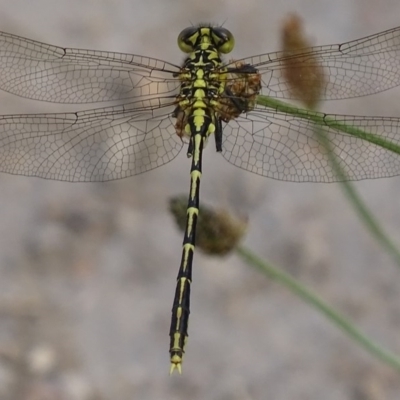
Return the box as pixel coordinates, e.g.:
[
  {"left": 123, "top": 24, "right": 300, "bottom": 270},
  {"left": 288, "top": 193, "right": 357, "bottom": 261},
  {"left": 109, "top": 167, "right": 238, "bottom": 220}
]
[
  {"left": 229, "top": 26, "right": 400, "bottom": 101},
  {"left": 0, "top": 30, "right": 181, "bottom": 104}
]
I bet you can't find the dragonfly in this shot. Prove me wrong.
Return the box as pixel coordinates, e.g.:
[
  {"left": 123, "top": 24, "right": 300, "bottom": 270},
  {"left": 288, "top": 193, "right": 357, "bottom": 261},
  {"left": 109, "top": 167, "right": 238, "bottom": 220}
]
[{"left": 1, "top": 24, "right": 400, "bottom": 374}]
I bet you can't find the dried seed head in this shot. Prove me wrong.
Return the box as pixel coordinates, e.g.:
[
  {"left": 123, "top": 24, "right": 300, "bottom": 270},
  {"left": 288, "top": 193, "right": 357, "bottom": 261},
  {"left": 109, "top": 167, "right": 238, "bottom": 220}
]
[
  {"left": 169, "top": 196, "right": 247, "bottom": 255},
  {"left": 281, "top": 14, "right": 326, "bottom": 109}
]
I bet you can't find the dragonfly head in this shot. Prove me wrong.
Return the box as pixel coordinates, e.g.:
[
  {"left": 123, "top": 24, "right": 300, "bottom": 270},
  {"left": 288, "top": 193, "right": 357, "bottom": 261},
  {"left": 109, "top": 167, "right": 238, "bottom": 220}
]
[{"left": 177, "top": 26, "right": 235, "bottom": 54}]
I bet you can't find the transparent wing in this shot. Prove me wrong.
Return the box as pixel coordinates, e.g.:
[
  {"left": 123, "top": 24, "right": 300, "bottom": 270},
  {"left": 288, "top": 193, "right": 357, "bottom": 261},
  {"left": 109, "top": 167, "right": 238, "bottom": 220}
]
[
  {"left": 221, "top": 106, "right": 400, "bottom": 182},
  {"left": 0, "top": 30, "right": 181, "bottom": 103},
  {"left": 228, "top": 26, "right": 400, "bottom": 101},
  {"left": 0, "top": 98, "right": 183, "bottom": 182}
]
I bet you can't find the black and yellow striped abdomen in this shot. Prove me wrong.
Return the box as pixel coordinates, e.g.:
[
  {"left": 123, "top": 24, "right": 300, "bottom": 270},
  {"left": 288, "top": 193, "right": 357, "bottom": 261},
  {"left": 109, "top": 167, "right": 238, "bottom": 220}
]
[{"left": 169, "top": 26, "right": 231, "bottom": 374}]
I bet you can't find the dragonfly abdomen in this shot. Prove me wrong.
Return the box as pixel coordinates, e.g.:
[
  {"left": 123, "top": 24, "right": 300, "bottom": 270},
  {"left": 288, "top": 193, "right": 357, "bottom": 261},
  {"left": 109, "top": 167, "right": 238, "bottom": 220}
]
[{"left": 169, "top": 105, "right": 218, "bottom": 373}]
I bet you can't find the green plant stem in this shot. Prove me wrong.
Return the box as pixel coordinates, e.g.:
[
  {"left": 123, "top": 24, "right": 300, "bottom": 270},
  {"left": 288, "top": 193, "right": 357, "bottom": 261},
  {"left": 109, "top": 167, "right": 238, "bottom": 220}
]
[
  {"left": 316, "top": 125, "right": 400, "bottom": 266},
  {"left": 236, "top": 245, "right": 400, "bottom": 372},
  {"left": 257, "top": 96, "right": 400, "bottom": 153},
  {"left": 256, "top": 95, "right": 400, "bottom": 268}
]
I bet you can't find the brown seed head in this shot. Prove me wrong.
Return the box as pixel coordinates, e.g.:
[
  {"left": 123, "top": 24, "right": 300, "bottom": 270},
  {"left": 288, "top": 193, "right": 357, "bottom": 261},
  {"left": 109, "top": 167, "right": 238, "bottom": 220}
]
[{"left": 281, "top": 14, "right": 326, "bottom": 109}]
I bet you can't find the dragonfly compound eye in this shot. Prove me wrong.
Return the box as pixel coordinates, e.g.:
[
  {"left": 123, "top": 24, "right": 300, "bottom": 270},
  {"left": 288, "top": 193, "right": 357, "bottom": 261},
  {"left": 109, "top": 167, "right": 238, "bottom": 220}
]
[
  {"left": 212, "top": 27, "right": 235, "bottom": 54},
  {"left": 177, "top": 27, "right": 199, "bottom": 53}
]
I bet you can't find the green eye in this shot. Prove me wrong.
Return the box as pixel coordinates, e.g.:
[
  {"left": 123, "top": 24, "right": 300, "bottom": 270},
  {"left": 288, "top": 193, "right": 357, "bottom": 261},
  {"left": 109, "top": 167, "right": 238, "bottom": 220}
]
[
  {"left": 177, "top": 27, "right": 198, "bottom": 53},
  {"left": 213, "top": 27, "right": 235, "bottom": 54}
]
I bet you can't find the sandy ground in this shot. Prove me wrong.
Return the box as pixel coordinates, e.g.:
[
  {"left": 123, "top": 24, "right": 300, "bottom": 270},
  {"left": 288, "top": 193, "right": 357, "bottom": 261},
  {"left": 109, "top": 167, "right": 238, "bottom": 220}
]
[{"left": 0, "top": 0, "right": 399, "bottom": 399}]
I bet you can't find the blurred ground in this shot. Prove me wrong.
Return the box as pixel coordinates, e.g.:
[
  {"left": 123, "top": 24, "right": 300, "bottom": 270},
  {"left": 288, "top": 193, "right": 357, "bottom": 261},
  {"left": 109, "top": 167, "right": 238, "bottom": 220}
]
[{"left": 0, "top": 1, "right": 399, "bottom": 399}]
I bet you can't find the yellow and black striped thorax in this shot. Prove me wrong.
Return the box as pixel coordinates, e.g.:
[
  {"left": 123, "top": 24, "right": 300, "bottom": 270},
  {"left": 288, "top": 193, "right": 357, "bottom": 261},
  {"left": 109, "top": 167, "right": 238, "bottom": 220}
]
[{"left": 174, "top": 26, "right": 235, "bottom": 146}]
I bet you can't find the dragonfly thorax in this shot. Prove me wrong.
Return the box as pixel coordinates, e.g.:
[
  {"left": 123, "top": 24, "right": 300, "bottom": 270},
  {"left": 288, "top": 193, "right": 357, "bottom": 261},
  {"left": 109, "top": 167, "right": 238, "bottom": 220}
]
[{"left": 174, "top": 30, "right": 231, "bottom": 147}]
